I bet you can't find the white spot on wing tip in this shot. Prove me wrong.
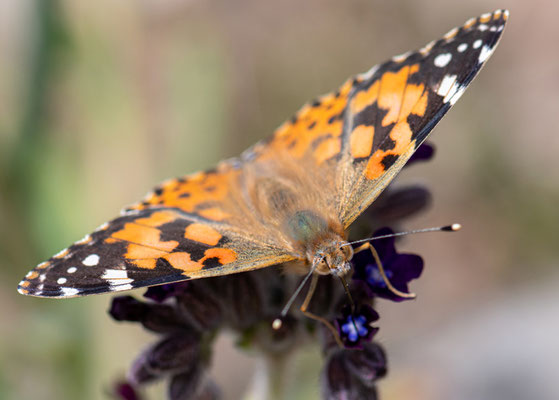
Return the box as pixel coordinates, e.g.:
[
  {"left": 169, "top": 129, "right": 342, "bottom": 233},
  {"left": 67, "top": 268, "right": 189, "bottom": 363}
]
[
  {"left": 392, "top": 51, "right": 410, "bottom": 63},
  {"left": 358, "top": 64, "right": 380, "bottom": 81},
  {"left": 110, "top": 283, "right": 134, "bottom": 292},
  {"left": 83, "top": 254, "right": 100, "bottom": 266},
  {"left": 443, "top": 27, "right": 458, "bottom": 40},
  {"left": 67, "top": 267, "right": 77, "bottom": 273},
  {"left": 95, "top": 222, "right": 109, "bottom": 232},
  {"left": 478, "top": 24, "right": 489, "bottom": 32},
  {"left": 102, "top": 269, "right": 128, "bottom": 280},
  {"left": 449, "top": 85, "right": 467, "bottom": 106},
  {"left": 478, "top": 45, "right": 494, "bottom": 63},
  {"left": 457, "top": 43, "right": 468, "bottom": 52},
  {"left": 61, "top": 287, "right": 80, "bottom": 297},
  {"left": 434, "top": 53, "right": 452, "bottom": 68},
  {"left": 473, "top": 39, "right": 483, "bottom": 49},
  {"left": 57, "top": 277, "right": 67, "bottom": 285},
  {"left": 437, "top": 74, "right": 458, "bottom": 99},
  {"left": 464, "top": 17, "right": 476, "bottom": 27},
  {"left": 102, "top": 269, "right": 134, "bottom": 287}
]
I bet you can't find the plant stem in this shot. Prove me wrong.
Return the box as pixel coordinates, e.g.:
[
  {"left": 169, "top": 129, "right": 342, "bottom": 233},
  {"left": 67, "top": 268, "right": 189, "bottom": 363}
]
[{"left": 245, "top": 354, "right": 289, "bottom": 400}]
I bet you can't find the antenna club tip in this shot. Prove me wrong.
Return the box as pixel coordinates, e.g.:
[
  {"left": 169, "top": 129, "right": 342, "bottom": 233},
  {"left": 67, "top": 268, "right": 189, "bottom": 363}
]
[
  {"left": 272, "top": 318, "right": 283, "bottom": 330},
  {"left": 442, "top": 223, "right": 462, "bottom": 232},
  {"left": 451, "top": 223, "right": 462, "bottom": 231}
]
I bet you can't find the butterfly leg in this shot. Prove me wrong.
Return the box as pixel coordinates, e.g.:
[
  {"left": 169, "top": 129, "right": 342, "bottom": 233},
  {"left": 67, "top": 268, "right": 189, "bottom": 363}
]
[
  {"left": 354, "top": 243, "right": 416, "bottom": 299},
  {"left": 300, "top": 273, "right": 344, "bottom": 348}
]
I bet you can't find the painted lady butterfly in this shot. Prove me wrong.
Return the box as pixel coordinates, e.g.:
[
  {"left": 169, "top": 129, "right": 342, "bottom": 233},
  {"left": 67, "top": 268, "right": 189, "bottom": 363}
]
[{"left": 18, "top": 10, "right": 508, "bottom": 298}]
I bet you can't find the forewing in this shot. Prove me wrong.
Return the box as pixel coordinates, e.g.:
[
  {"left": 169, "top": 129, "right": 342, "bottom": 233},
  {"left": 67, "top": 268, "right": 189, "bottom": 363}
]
[
  {"left": 337, "top": 10, "right": 508, "bottom": 226},
  {"left": 241, "top": 10, "right": 508, "bottom": 229},
  {"left": 18, "top": 167, "right": 295, "bottom": 298}
]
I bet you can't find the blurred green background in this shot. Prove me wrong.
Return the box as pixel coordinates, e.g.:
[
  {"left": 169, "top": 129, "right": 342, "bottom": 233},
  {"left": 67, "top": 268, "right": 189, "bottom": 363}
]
[{"left": 1, "top": 1, "right": 558, "bottom": 399}]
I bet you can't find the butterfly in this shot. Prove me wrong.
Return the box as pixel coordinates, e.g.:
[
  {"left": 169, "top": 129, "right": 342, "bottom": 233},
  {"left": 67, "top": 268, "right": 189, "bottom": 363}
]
[{"left": 18, "top": 10, "right": 508, "bottom": 299}]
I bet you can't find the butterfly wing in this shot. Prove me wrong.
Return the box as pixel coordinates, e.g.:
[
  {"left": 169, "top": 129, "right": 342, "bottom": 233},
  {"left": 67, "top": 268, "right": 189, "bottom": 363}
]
[
  {"left": 337, "top": 10, "right": 508, "bottom": 226},
  {"left": 18, "top": 10, "right": 507, "bottom": 298},
  {"left": 18, "top": 167, "right": 296, "bottom": 298}
]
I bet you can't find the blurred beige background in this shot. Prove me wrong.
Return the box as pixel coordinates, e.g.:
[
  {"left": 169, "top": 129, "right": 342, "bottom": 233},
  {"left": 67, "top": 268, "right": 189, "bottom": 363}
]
[{"left": 1, "top": 0, "right": 558, "bottom": 399}]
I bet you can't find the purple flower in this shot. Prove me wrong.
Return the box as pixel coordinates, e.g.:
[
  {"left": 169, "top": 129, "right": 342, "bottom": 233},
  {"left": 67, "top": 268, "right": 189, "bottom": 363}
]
[
  {"left": 352, "top": 227, "right": 424, "bottom": 302},
  {"left": 336, "top": 305, "right": 379, "bottom": 349}
]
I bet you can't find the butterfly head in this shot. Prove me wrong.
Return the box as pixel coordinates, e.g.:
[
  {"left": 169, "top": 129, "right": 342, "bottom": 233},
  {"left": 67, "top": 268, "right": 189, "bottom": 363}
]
[
  {"left": 284, "top": 209, "right": 353, "bottom": 277},
  {"left": 313, "top": 240, "right": 354, "bottom": 277}
]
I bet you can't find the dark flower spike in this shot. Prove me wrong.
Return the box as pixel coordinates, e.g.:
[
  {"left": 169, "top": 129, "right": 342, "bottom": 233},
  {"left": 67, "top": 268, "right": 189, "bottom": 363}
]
[
  {"left": 336, "top": 305, "right": 379, "bottom": 349},
  {"left": 344, "top": 342, "right": 387, "bottom": 386},
  {"left": 407, "top": 141, "right": 435, "bottom": 165},
  {"left": 321, "top": 348, "right": 379, "bottom": 400},
  {"left": 365, "top": 185, "right": 432, "bottom": 224},
  {"left": 109, "top": 296, "right": 150, "bottom": 322},
  {"left": 352, "top": 227, "right": 424, "bottom": 302},
  {"left": 128, "top": 332, "right": 201, "bottom": 383},
  {"left": 144, "top": 282, "right": 190, "bottom": 303},
  {"left": 114, "top": 382, "right": 142, "bottom": 400}
]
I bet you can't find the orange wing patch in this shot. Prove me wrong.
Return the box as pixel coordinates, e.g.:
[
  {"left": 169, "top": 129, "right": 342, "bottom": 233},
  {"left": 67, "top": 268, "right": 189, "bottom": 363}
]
[
  {"left": 347, "top": 63, "right": 428, "bottom": 178},
  {"left": 184, "top": 223, "right": 222, "bottom": 246},
  {"left": 127, "top": 169, "right": 238, "bottom": 223},
  {"left": 262, "top": 79, "right": 354, "bottom": 164}
]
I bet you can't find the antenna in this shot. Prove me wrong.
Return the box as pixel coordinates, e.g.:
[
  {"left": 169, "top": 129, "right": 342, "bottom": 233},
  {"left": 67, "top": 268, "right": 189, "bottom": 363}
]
[{"left": 342, "top": 223, "right": 462, "bottom": 248}]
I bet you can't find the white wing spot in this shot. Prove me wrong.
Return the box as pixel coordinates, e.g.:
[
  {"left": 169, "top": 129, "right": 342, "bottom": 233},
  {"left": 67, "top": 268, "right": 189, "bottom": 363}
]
[
  {"left": 25, "top": 271, "right": 34, "bottom": 278},
  {"left": 457, "top": 43, "right": 468, "bottom": 52},
  {"left": 102, "top": 269, "right": 133, "bottom": 286},
  {"left": 57, "top": 277, "right": 67, "bottom": 285},
  {"left": 83, "top": 254, "right": 100, "bottom": 266},
  {"left": 61, "top": 287, "right": 80, "bottom": 297},
  {"left": 357, "top": 64, "right": 380, "bottom": 81},
  {"left": 39, "top": 274, "right": 46, "bottom": 282},
  {"left": 102, "top": 269, "right": 128, "bottom": 279},
  {"left": 419, "top": 40, "right": 435, "bottom": 55},
  {"left": 478, "top": 24, "right": 489, "bottom": 32},
  {"left": 95, "top": 222, "right": 109, "bottom": 232},
  {"left": 443, "top": 27, "right": 458, "bottom": 40},
  {"left": 67, "top": 267, "right": 77, "bottom": 274},
  {"left": 437, "top": 74, "right": 458, "bottom": 100},
  {"left": 434, "top": 53, "right": 452, "bottom": 68},
  {"left": 478, "top": 44, "right": 494, "bottom": 63},
  {"left": 53, "top": 248, "right": 69, "bottom": 259},
  {"left": 392, "top": 51, "right": 411, "bottom": 63},
  {"left": 76, "top": 234, "right": 92, "bottom": 245},
  {"left": 464, "top": 17, "right": 476, "bottom": 27},
  {"left": 449, "top": 85, "right": 467, "bottom": 106},
  {"left": 109, "top": 284, "right": 134, "bottom": 292},
  {"left": 473, "top": 39, "right": 482, "bottom": 49}
]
